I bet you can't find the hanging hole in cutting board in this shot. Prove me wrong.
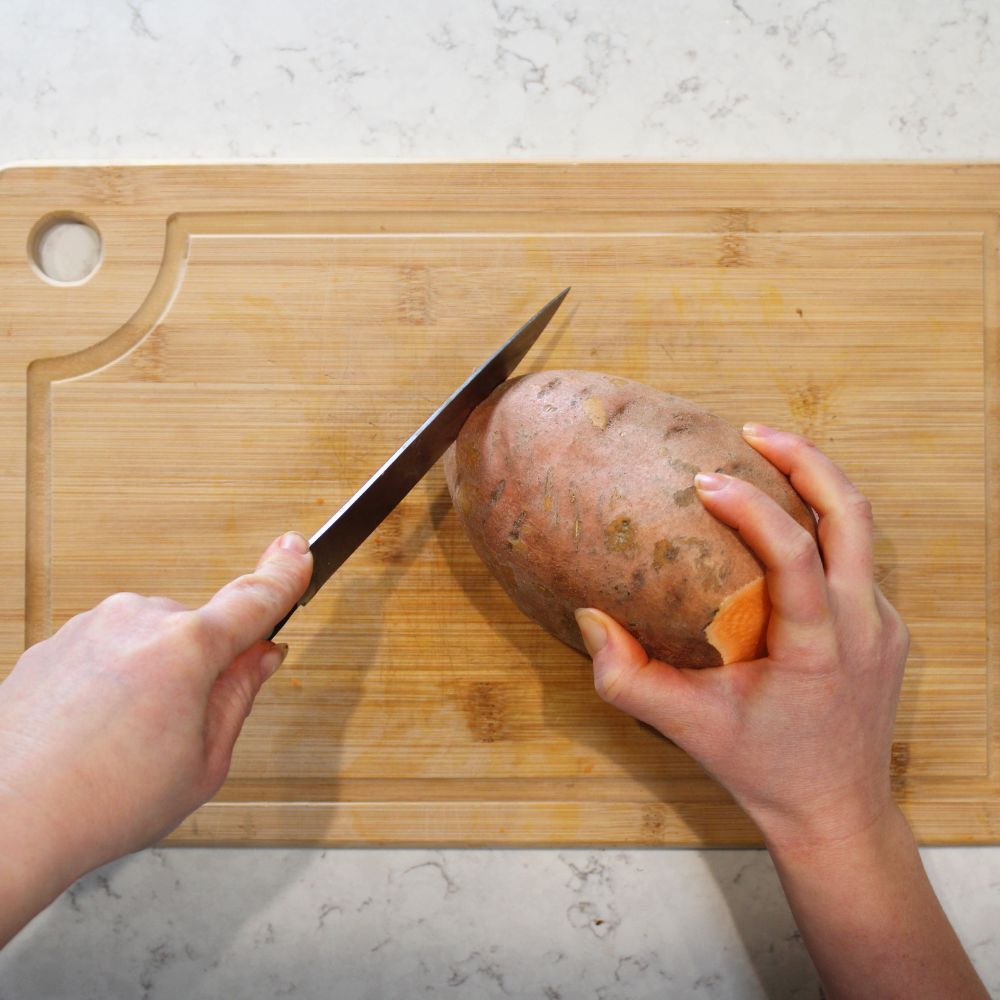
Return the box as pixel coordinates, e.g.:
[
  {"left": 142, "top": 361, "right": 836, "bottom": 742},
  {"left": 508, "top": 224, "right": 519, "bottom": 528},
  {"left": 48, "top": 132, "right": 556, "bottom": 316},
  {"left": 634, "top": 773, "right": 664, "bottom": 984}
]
[{"left": 28, "top": 213, "right": 103, "bottom": 285}]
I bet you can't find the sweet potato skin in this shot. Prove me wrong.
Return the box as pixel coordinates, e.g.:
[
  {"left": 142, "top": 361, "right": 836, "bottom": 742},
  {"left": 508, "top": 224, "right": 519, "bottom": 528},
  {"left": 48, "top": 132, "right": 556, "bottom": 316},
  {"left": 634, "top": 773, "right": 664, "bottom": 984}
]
[{"left": 444, "top": 370, "right": 817, "bottom": 668}]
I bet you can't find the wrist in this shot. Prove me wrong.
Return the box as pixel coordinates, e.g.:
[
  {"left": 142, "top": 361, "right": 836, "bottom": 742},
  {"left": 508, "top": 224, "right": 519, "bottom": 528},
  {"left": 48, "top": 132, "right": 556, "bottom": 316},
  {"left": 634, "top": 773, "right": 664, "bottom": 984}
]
[
  {"left": 0, "top": 780, "right": 82, "bottom": 946},
  {"left": 743, "top": 775, "right": 900, "bottom": 860},
  {"left": 0, "top": 773, "right": 81, "bottom": 879},
  {"left": 0, "top": 727, "right": 86, "bottom": 942},
  {"left": 760, "top": 797, "right": 910, "bottom": 870}
]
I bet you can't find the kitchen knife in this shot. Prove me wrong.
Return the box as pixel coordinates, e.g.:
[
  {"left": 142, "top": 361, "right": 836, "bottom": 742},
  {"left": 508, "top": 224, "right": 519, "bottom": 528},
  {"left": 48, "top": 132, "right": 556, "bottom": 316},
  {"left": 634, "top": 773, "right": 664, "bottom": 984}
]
[{"left": 268, "top": 287, "right": 570, "bottom": 639}]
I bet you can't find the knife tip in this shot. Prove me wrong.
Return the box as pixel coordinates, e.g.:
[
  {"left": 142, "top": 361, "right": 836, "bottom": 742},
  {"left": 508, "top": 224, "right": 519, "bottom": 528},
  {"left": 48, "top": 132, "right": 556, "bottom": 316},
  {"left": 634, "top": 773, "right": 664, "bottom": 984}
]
[{"left": 549, "top": 286, "right": 571, "bottom": 310}]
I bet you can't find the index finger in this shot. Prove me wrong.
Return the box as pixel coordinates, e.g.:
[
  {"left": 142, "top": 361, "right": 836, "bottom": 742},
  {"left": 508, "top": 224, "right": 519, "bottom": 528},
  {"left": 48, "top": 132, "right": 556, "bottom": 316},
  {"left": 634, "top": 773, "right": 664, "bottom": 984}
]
[
  {"left": 189, "top": 532, "right": 312, "bottom": 672},
  {"left": 695, "top": 472, "right": 829, "bottom": 636},
  {"left": 742, "top": 424, "right": 875, "bottom": 597}
]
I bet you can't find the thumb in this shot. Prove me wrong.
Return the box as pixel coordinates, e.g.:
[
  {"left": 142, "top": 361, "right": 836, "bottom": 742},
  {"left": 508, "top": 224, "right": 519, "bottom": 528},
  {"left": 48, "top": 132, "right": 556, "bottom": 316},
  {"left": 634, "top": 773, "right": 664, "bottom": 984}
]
[
  {"left": 575, "top": 608, "right": 700, "bottom": 740},
  {"left": 194, "top": 531, "right": 312, "bottom": 672},
  {"left": 203, "top": 640, "right": 288, "bottom": 789}
]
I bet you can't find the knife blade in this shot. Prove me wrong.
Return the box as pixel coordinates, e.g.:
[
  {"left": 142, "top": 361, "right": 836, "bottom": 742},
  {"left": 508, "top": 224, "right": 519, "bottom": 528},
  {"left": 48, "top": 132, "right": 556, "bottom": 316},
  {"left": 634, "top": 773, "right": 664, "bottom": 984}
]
[{"left": 268, "top": 287, "right": 570, "bottom": 638}]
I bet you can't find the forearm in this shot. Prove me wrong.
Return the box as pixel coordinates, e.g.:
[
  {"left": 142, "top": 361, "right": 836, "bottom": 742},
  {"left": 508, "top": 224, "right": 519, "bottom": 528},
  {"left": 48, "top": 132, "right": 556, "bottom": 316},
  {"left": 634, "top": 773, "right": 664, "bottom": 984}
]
[
  {"left": 764, "top": 805, "right": 987, "bottom": 1000},
  {"left": 0, "top": 781, "right": 80, "bottom": 948}
]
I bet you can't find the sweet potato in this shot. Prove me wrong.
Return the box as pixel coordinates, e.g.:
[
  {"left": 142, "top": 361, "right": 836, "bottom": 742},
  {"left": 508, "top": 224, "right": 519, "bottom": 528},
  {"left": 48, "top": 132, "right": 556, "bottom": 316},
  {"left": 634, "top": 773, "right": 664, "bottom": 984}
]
[{"left": 444, "top": 370, "right": 816, "bottom": 668}]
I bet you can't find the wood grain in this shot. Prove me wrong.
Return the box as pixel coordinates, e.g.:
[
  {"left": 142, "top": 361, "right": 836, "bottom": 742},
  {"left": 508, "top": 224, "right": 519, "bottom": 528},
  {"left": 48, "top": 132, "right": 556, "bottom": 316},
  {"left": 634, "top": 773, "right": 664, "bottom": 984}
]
[{"left": 0, "top": 163, "right": 998, "bottom": 845}]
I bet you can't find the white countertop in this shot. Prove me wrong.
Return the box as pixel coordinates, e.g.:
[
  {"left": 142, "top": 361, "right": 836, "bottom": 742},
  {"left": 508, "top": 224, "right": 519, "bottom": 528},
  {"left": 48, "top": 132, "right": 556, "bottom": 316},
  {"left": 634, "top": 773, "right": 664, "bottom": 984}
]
[{"left": 2, "top": 1, "right": 999, "bottom": 996}]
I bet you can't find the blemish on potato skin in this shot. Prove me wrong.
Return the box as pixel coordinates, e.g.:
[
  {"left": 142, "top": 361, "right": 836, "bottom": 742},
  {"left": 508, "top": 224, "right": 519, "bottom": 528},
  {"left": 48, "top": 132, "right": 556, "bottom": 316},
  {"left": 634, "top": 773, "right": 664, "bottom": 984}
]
[
  {"left": 664, "top": 418, "right": 691, "bottom": 437},
  {"left": 672, "top": 486, "right": 697, "bottom": 508},
  {"left": 604, "top": 402, "right": 630, "bottom": 428},
  {"left": 652, "top": 538, "right": 680, "bottom": 569},
  {"left": 583, "top": 396, "right": 607, "bottom": 429},
  {"left": 717, "top": 460, "right": 755, "bottom": 479},
  {"left": 668, "top": 457, "right": 700, "bottom": 476},
  {"left": 567, "top": 487, "right": 582, "bottom": 547},
  {"left": 507, "top": 510, "right": 528, "bottom": 551},
  {"left": 537, "top": 377, "right": 562, "bottom": 398},
  {"left": 489, "top": 479, "right": 506, "bottom": 506},
  {"left": 605, "top": 516, "right": 638, "bottom": 555},
  {"left": 672, "top": 536, "right": 732, "bottom": 592},
  {"left": 659, "top": 588, "right": 685, "bottom": 614}
]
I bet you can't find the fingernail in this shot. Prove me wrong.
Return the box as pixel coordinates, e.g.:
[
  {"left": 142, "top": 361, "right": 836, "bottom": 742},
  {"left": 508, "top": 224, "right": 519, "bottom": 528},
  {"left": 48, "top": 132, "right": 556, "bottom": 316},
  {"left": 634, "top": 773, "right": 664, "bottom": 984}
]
[
  {"left": 575, "top": 609, "right": 608, "bottom": 657},
  {"left": 742, "top": 422, "right": 776, "bottom": 438},
  {"left": 279, "top": 531, "right": 309, "bottom": 554},
  {"left": 261, "top": 643, "right": 289, "bottom": 677},
  {"left": 694, "top": 472, "right": 731, "bottom": 492}
]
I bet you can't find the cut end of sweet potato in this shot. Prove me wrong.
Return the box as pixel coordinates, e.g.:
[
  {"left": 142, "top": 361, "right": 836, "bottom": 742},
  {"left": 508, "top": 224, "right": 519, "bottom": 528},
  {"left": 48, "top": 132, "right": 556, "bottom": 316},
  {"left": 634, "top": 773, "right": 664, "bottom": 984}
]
[{"left": 704, "top": 576, "right": 770, "bottom": 665}]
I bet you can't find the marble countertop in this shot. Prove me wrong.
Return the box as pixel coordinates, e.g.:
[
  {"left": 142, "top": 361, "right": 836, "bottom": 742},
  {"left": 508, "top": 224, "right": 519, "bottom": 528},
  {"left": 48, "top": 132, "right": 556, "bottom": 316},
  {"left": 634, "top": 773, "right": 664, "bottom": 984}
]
[{"left": 2, "top": 1, "right": 999, "bottom": 996}]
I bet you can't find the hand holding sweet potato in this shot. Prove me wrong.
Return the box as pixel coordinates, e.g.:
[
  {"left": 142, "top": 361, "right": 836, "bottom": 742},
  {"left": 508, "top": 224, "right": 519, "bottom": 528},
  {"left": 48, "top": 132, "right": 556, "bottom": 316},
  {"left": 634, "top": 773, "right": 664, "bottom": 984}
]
[{"left": 577, "top": 424, "right": 907, "bottom": 851}]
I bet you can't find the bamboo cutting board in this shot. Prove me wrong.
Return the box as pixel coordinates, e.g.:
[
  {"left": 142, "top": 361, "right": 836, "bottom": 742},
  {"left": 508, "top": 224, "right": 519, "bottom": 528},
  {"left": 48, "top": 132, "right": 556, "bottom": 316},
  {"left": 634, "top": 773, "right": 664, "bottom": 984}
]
[{"left": 0, "top": 163, "right": 998, "bottom": 846}]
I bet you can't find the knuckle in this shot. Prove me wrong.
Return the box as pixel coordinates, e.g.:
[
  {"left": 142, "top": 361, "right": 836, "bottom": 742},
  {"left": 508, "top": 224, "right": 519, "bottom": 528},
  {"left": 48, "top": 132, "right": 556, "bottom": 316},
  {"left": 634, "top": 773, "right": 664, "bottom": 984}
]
[
  {"left": 862, "top": 600, "right": 909, "bottom": 664},
  {"left": 594, "top": 665, "right": 629, "bottom": 706},
  {"left": 95, "top": 593, "right": 165, "bottom": 635},
  {"left": 743, "top": 486, "right": 778, "bottom": 520},
  {"left": 99, "top": 591, "right": 144, "bottom": 613},
  {"left": 150, "top": 595, "right": 187, "bottom": 613},
  {"left": 57, "top": 607, "right": 95, "bottom": 634},
  {"left": 783, "top": 528, "right": 821, "bottom": 572},
  {"left": 217, "top": 673, "right": 254, "bottom": 721},
  {"left": 786, "top": 432, "right": 818, "bottom": 456},
  {"left": 845, "top": 490, "right": 874, "bottom": 523},
  {"left": 227, "top": 571, "right": 285, "bottom": 612},
  {"left": 174, "top": 612, "right": 220, "bottom": 659}
]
